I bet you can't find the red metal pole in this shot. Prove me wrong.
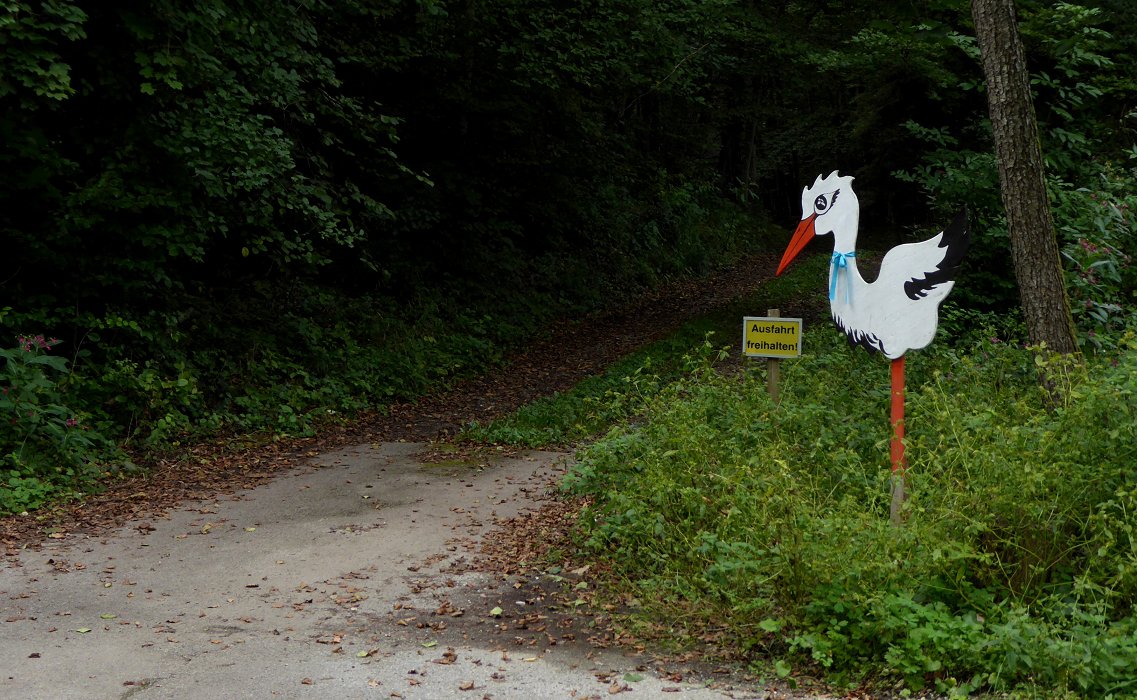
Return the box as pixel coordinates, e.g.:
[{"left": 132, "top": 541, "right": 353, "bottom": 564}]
[
  {"left": 890, "top": 356, "right": 907, "bottom": 473},
  {"left": 889, "top": 356, "right": 908, "bottom": 524}
]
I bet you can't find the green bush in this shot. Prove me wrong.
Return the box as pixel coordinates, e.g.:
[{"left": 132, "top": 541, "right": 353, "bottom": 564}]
[
  {"left": 0, "top": 334, "right": 125, "bottom": 512},
  {"left": 566, "top": 328, "right": 1137, "bottom": 697},
  {"left": 1053, "top": 173, "right": 1137, "bottom": 353}
]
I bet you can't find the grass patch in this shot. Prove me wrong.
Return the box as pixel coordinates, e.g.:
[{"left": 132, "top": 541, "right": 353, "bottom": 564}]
[
  {"left": 460, "top": 255, "right": 827, "bottom": 447},
  {"left": 558, "top": 312, "right": 1137, "bottom": 697}
]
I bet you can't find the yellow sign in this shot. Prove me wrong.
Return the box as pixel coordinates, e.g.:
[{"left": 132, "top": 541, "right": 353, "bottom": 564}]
[{"left": 743, "top": 316, "right": 802, "bottom": 358}]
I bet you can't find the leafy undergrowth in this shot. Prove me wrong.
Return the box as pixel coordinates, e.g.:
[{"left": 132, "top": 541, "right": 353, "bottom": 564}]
[
  {"left": 560, "top": 326, "right": 1137, "bottom": 699},
  {"left": 0, "top": 253, "right": 784, "bottom": 542},
  {"left": 460, "top": 255, "right": 826, "bottom": 448},
  {"left": 459, "top": 330, "right": 703, "bottom": 447}
]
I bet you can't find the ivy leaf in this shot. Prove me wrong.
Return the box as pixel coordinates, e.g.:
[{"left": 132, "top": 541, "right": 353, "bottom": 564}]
[{"left": 759, "top": 618, "right": 782, "bottom": 633}]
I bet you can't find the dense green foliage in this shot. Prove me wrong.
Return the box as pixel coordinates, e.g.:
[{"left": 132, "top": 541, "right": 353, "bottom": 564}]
[
  {"left": 566, "top": 326, "right": 1137, "bottom": 697},
  {"left": 0, "top": 333, "right": 124, "bottom": 511},
  {"left": 3, "top": 1, "right": 1137, "bottom": 691},
  {"left": 895, "top": 1, "right": 1137, "bottom": 323},
  {"left": 2, "top": 1, "right": 1135, "bottom": 509}
]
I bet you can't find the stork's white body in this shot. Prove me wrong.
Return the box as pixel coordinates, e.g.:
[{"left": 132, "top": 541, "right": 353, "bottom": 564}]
[
  {"left": 829, "top": 234, "right": 959, "bottom": 359},
  {"left": 777, "top": 172, "right": 969, "bottom": 360}
]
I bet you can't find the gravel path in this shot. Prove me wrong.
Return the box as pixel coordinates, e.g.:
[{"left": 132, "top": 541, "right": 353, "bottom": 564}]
[{"left": 1, "top": 252, "right": 842, "bottom": 699}]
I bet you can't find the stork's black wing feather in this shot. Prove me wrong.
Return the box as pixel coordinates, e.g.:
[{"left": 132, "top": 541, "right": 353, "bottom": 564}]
[{"left": 904, "top": 208, "right": 970, "bottom": 300}]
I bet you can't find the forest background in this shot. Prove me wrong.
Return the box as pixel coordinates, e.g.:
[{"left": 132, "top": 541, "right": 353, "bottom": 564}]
[
  {"left": 3, "top": 0, "right": 1131, "bottom": 488},
  {"left": 4, "top": 1, "right": 1137, "bottom": 695},
  {"left": 2, "top": 0, "right": 1135, "bottom": 524}
]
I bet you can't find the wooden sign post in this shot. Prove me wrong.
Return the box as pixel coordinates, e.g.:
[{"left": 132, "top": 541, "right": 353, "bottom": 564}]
[
  {"left": 766, "top": 308, "right": 782, "bottom": 403},
  {"left": 742, "top": 310, "right": 801, "bottom": 403}
]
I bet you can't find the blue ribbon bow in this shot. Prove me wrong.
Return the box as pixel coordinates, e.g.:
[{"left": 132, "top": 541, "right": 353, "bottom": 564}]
[{"left": 830, "top": 251, "right": 856, "bottom": 304}]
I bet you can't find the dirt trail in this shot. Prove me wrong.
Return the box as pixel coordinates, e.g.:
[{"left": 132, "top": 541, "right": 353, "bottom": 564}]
[
  {"left": 0, "top": 253, "right": 833, "bottom": 698},
  {"left": 1, "top": 252, "right": 787, "bottom": 549},
  {"left": 0, "top": 442, "right": 793, "bottom": 699}
]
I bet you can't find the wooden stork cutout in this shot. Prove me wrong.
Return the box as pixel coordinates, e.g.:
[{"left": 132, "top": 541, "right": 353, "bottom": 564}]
[{"left": 775, "top": 171, "right": 969, "bottom": 522}]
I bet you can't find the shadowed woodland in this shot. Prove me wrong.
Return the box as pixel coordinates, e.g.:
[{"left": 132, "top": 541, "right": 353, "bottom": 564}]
[{"left": 3, "top": 2, "right": 1137, "bottom": 695}]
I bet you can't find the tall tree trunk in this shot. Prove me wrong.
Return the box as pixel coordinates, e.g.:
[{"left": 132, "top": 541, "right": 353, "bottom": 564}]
[{"left": 971, "top": 0, "right": 1079, "bottom": 354}]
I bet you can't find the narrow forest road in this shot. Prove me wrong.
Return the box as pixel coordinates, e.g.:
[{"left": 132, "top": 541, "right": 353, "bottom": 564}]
[
  {"left": 1, "top": 254, "right": 831, "bottom": 699},
  {"left": 2, "top": 443, "right": 764, "bottom": 699}
]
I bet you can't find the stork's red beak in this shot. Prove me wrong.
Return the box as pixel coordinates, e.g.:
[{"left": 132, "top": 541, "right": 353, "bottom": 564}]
[{"left": 776, "top": 213, "right": 817, "bottom": 276}]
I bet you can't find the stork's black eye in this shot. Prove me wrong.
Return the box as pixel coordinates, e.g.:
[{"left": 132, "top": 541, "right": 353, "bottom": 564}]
[{"left": 814, "top": 189, "right": 840, "bottom": 214}]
